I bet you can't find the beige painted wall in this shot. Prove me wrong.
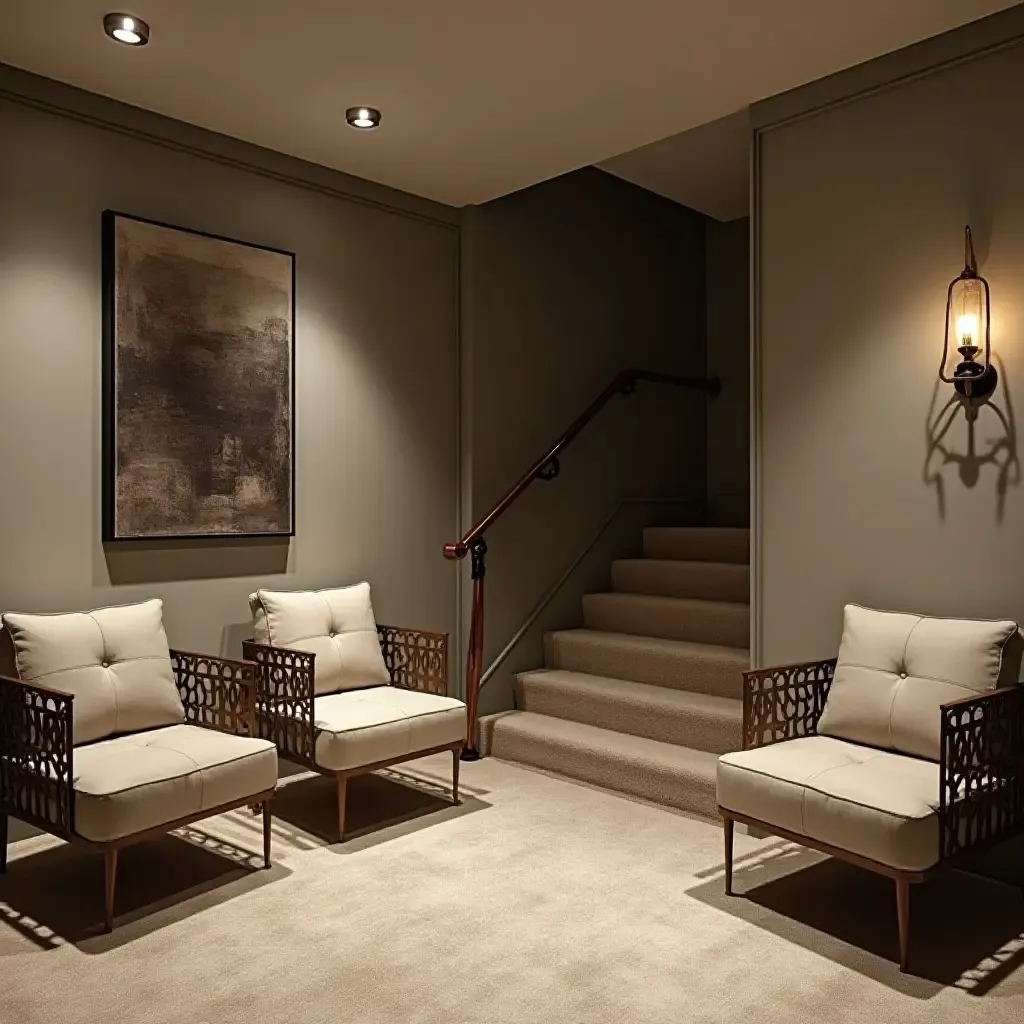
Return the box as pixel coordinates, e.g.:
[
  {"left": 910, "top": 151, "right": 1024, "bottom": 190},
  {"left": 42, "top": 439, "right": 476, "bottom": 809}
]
[
  {"left": 706, "top": 216, "right": 750, "bottom": 527},
  {"left": 461, "top": 168, "right": 708, "bottom": 704},
  {"left": 0, "top": 68, "right": 459, "bottom": 658},
  {"left": 753, "top": 12, "right": 1024, "bottom": 665}
]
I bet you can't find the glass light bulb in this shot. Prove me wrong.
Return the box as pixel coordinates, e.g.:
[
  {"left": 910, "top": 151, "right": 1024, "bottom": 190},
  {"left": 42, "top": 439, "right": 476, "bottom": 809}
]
[{"left": 956, "top": 312, "right": 979, "bottom": 345}]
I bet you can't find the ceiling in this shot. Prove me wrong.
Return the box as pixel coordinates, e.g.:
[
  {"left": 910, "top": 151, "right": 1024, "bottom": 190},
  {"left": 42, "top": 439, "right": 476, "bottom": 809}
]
[
  {"left": 600, "top": 111, "right": 752, "bottom": 221},
  {"left": 0, "top": 1, "right": 1016, "bottom": 209}
]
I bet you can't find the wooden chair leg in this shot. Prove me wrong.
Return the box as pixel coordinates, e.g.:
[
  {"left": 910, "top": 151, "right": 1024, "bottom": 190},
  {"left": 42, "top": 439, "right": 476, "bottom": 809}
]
[
  {"left": 452, "top": 747, "right": 461, "bottom": 805},
  {"left": 896, "top": 878, "right": 911, "bottom": 973},
  {"left": 0, "top": 812, "right": 8, "bottom": 874},
  {"left": 104, "top": 848, "right": 118, "bottom": 933},
  {"left": 723, "top": 816, "right": 735, "bottom": 896},
  {"left": 262, "top": 801, "right": 272, "bottom": 869},
  {"left": 336, "top": 776, "right": 348, "bottom": 843}
]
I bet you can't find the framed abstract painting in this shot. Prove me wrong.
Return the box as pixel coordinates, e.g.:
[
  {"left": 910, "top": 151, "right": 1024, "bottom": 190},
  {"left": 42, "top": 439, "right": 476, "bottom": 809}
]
[{"left": 102, "top": 211, "right": 295, "bottom": 540}]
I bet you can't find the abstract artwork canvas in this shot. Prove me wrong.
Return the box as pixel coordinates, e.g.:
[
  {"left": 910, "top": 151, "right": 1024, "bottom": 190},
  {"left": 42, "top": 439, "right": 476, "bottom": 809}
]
[{"left": 102, "top": 212, "right": 294, "bottom": 540}]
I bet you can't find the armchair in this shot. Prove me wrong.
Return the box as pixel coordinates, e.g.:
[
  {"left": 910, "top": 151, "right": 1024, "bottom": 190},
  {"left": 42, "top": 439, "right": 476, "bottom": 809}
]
[
  {"left": 717, "top": 605, "right": 1024, "bottom": 972},
  {"left": 0, "top": 600, "right": 278, "bottom": 931},
  {"left": 244, "top": 584, "right": 464, "bottom": 841}
]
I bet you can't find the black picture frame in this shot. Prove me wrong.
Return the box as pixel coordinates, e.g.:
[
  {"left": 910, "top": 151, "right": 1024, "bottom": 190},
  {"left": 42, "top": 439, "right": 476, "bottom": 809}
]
[{"left": 102, "top": 210, "right": 296, "bottom": 541}]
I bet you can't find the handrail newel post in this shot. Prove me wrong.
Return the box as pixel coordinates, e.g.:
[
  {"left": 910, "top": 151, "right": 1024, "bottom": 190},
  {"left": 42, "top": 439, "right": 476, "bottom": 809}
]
[{"left": 461, "top": 538, "right": 488, "bottom": 761}]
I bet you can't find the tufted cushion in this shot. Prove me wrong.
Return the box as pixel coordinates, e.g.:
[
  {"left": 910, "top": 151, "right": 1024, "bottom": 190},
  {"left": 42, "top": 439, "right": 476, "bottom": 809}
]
[
  {"left": 818, "top": 604, "right": 1022, "bottom": 760},
  {"left": 311, "top": 687, "right": 466, "bottom": 770},
  {"left": 717, "top": 736, "right": 941, "bottom": 871},
  {"left": 2, "top": 599, "right": 185, "bottom": 746},
  {"left": 249, "top": 582, "right": 390, "bottom": 695},
  {"left": 72, "top": 724, "right": 278, "bottom": 842}
]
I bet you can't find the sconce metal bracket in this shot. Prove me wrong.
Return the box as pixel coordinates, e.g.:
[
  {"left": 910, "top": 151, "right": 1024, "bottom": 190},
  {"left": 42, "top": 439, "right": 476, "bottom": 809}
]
[{"left": 953, "top": 361, "right": 998, "bottom": 402}]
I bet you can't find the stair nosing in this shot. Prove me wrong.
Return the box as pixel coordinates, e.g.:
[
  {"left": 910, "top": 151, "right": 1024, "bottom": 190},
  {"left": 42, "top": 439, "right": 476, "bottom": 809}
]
[
  {"left": 516, "top": 668, "right": 743, "bottom": 715},
  {"left": 547, "top": 627, "right": 750, "bottom": 660},
  {"left": 492, "top": 710, "right": 721, "bottom": 773},
  {"left": 643, "top": 526, "right": 750, "bottom": 534},
  {"left": 611, "top": 557, "right": 750, "bottom": 570},
  {"left": 582, "top": 592, "right": 750, "bottom": 613}
]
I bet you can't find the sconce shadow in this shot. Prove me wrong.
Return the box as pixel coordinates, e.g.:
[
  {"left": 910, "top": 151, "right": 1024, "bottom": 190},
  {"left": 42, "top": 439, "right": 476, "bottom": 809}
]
[
  {"left": 924, "top": 355, "right": 1019, "bottom": 521},
  {"left": 102, "top": 537, "right": 290, "bottom": 587}
]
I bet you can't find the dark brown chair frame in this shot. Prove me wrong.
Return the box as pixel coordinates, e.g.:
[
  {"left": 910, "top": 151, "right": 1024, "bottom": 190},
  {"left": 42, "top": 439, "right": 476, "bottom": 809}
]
[
  {"left": 720, "top": 658, "right": 1024, "bottom": 972},
  {"left": 0, "top": 651, "right": 275, "bottom": 932},
  {"left": 243, "top": 624, "right": 457, "bottom": 842}
]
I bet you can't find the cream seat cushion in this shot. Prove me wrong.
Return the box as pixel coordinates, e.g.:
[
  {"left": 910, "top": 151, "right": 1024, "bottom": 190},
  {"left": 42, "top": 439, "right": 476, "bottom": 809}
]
[
  {"left": 249, "top": 583, "right": 390, "bottom": 695},
  {"left": 72, "top": 725, "right": 278, "bottom": 842},
  {"left": 818, "top": 604, "right": 1021, "bottom": 760},
  {"left": 311, "top": 687, "right": 465, "bottom": 771},
  {"left": 717, "top": 736, "right": 940, "bottom": 871},
  {"left": 2, "top": 599, "right": 185, "bottom": 745}
]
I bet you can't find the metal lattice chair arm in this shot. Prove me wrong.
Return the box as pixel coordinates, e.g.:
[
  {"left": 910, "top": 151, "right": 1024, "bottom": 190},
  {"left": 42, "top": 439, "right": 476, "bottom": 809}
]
[
  {"left": 241, "top": 641, "right": 316, "bottom": 767},
  {"left": 939, "top": 685, "right": 1024, "bottom": 861},
  {"left": 170, "top": 650, "right": 258, "bottom": 738},
  {"left": 377, "top": 625, "right": 450, "bottom": 696},
  {"left": 0, "top": 674, "right": 75, "bottom": 837},
  {"left": 742, "top": 658, "right": 837, "bottom": 749}
]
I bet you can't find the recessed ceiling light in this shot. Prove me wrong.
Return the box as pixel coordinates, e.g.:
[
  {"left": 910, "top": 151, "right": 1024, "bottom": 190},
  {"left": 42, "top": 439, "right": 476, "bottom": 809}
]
[
  {"left": 346, "top": 107, "right": 381, "bottom": 130},
  {"left": 103, "top": 13, "right": 150, "bottom": 46}
]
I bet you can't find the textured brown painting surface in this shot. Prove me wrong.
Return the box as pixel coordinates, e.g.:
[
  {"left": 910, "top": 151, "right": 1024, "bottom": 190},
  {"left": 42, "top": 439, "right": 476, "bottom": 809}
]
[{"left": 112, "top": 217, "right": 293, "bottom": 538}]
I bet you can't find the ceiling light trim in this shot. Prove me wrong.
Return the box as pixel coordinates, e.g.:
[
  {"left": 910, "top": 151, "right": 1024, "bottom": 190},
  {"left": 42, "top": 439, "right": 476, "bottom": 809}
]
[
  {"left": 103, "top": 12, "right": 151, "bottom": 47},
  {"left": 345, "top": 106, "right": 382, "bottom": 130}
]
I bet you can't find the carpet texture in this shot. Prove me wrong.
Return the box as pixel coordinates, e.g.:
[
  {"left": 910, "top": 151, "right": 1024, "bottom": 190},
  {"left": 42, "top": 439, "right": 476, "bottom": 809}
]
[
  {"left": 582, "top": 592, "right": 750, "bottom": 647},
  {"left": 515, "top": 670, "right": 742, "bottom": 753},
  {"left": 611, "top": 557, "right": 750, "bottom": 603},
  {"left": 543, "top": 629, "right": 748, "bottom": 695},
  {"left": 483, "top": 526, "right": 749, "bottom": 814},
  {"left": 643, "top": 525, "right": 751, "bottom": 564},
  {"left": 1, "top": 755, "right": 1021, "bottom": 1023}
]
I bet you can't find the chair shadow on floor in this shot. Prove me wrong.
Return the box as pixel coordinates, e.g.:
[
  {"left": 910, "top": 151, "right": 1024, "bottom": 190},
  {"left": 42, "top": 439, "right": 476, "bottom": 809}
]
[
  {"left": 0, "top": 824, "right": 287, "bottom": 955},
  {"left": 268, "top": 762, "right": 489, "bottom": 852},
  {"left": 687, "top": 836, "right": 1024, "bottom": 999}
]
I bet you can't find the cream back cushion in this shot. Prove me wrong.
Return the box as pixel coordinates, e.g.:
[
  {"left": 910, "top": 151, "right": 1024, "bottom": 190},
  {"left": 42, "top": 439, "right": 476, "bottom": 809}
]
[
  {"left": 249, "top": 583, "right": 390, "bottom": 695},
  {"left": 2, "top": 599, "right": 185, "bottom": 746},
  {"left": 818, "top": 604, "right": 1022, "bottom": 760}
]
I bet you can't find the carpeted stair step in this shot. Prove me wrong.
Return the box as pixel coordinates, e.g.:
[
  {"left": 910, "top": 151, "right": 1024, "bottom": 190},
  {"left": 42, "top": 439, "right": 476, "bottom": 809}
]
[
  {"left": 545, "top": 629, "right": 747, "bottom": 700},
  {"left": 515, "top": 669, "right": 742, "bottom": 754},
  {"left": 582, "top": 592, "right": 749, "bottom": 648},
  {"left": 484, "top": 711, "right": 720, "bottom": 818},
  {"left": 643, "top": 526, "right": 749, "bottom": 565},
  {"left": 611, "top": 558, "right": 749, "bottom": 603}
]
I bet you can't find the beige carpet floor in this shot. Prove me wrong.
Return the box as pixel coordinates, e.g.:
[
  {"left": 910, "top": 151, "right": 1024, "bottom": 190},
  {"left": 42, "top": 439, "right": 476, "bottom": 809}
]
[{"left": 1, "top": 754, "right": 1023, "bottom": 1023}]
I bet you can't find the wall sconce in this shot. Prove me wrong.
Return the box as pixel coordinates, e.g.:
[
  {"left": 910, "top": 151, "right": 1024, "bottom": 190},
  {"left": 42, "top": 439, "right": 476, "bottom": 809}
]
[{"left": 939, "top": 225, "right": 996, "bottom": 402}]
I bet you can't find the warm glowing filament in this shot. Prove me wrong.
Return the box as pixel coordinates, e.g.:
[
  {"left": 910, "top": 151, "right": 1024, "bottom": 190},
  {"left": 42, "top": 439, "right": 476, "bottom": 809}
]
[{"left": 956, "top": 312, "right": 978, "bottom": 345}]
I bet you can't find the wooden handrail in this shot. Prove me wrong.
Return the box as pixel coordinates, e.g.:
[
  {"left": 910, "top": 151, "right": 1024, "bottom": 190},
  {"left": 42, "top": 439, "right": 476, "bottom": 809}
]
[{"left": 445, "top": 367, "right": 720, "bottom": 759}]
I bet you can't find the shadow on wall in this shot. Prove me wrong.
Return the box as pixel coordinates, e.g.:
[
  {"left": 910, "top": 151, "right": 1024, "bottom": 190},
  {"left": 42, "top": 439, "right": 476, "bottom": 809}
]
[
  {"left": 102, "top": 537, "right": 289, "bottom": 586},
  {"left": 924, "top": 355, "right": 1019, "bottom": 521}
]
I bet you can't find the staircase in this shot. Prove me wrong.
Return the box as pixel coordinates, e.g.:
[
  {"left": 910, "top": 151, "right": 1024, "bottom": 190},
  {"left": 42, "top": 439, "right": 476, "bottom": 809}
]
[{"left": 481, "top": 526, "right": 749, "bottom": 818}]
